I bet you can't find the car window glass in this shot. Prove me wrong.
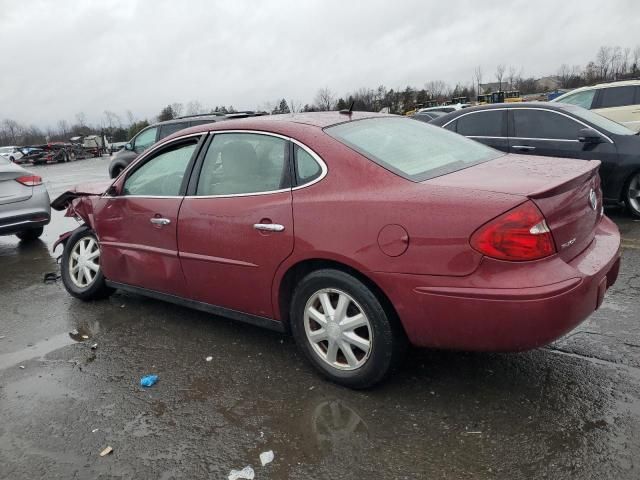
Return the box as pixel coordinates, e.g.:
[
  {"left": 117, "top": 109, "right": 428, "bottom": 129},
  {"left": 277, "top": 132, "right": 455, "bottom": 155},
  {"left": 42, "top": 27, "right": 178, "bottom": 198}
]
[
  {"left": 443, "top": 120, "right": 457, "bottom": 132},
  {"left": 189, "top": 119, "right": 218, "bottom": 126},
  {"left": 567, "top": 106, "right": 634, "bottom": 135},
  {"left": 599, "top": 86, "right": 636, "bottom": 108},
  {"left": 123, "top": 141, "right": 197, "bottom": 196},
  {"left": 513, "top": 110, "right": 581, "bottom": 139},
  {"left": 133, "top": 127, "right": 158, "bottom": 152},
  {"left": 196, "top": 133, "right": 288, "bottom": 196},
  {"left": 456, "top": 111, "right": 503, "bottom": 137},
  {"left": 295, "top": 145, "right": 322, "bottom": 185},
  {"left": 560, "top": 90, "right": 595, "bottom": 109},
  {"left": 159, "top": 122, "right": 188, "bottom": 139}
]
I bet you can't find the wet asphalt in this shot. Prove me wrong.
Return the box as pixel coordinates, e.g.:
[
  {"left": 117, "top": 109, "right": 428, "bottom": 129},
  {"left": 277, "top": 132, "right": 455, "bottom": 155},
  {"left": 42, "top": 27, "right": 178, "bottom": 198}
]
[{"left": 1, "top": 156, "right": 639, "bottom": 479}]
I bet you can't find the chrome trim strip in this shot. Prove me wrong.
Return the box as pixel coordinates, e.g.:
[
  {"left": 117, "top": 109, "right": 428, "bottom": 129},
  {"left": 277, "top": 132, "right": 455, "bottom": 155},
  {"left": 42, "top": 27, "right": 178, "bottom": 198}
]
[
  {"left": 179, "top": 251, "right": 258, "bottom": 268},
  {"left": 469, "top": 135, "right": 580, "bottom": 143},
  {"left": 442, "top": 107, "right": 613, "bottom": 143},
  {"left": 100, "top": 241, "right": 177, "bottom": 258}
]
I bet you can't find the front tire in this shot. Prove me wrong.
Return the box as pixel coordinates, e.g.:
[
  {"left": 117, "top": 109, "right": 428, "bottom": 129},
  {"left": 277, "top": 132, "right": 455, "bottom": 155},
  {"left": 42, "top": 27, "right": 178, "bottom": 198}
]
[
  {"left": 624, "top": 171, "right": 640, "bottom": 219},
  {"left": 290, "top": 269, "right": 406, "bottom": 389},
  {"left": 61, "top": 226, "right": 114, "bottom": 300},
  {"left": 16, "top": 227, "right": 43, "bottom": 241}
]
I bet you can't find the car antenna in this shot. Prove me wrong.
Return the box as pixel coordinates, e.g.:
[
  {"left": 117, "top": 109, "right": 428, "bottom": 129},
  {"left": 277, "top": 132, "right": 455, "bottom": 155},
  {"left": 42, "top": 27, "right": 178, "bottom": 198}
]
[{"left": 339, "top": 101, "right": 355, "bottom": 115}]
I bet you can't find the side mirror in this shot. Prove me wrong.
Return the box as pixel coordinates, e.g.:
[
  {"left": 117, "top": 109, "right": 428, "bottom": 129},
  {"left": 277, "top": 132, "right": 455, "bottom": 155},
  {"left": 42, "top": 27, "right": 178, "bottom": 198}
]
[
  {"left": 106, "top": 184, "right": 121, "bottom": 196},
  {"left": 124, "top": 143, "right": 133, "bottom": 151},
  {"left": 578, "top": 128, "right": 604, "bottom": 144}
]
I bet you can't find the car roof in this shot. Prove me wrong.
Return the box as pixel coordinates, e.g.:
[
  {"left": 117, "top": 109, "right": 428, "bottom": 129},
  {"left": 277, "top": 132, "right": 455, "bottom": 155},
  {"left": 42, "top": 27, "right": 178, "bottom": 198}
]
[
  {"left": 428, "top": 102, "right": 579, "bottom": 125},
  {"left": 160, "top": 111, "right": 397, "bottom": 141},
  {"left": 552, "top": 79, "right": 640, "bottom": 99}
]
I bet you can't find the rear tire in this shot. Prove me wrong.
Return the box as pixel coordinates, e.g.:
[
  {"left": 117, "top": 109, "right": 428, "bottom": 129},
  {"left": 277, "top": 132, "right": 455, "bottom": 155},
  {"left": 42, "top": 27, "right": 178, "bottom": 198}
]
[
  {"left": 16, "top": 227, "right": 44, "bottom": 242},
  {"left": 624, "top": 171, "right": 640, "bottom": 219},
  {"left": 290, "top": 269, "right": 406, "bottom": 389},
  {"left": 61, "top": 226, "right": 114, "bottom": 300}
]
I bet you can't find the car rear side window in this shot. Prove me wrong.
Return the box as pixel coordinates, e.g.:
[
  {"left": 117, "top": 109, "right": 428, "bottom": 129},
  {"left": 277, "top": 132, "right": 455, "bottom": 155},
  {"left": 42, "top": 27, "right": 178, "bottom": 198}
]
[
  {"left": 325, "top": 117, "right": 503, "bottom": 182},
  {"left": 196, "top": 133, "right": 289, "bottom": 196},
  {"left": 512, "top": 110, "right": 581, "bottom": 140},
  {"left": 294, "top": 145, "right": 322, "bottom": 185},
  {"left": 159, "top": 122, "right": 189, "bottom": 139},
  {"left": 598, "top": 86, "right": 636, "bottom": 108},
  {"left": 456, "top": 111, "right": 503, "bottom": 137}
]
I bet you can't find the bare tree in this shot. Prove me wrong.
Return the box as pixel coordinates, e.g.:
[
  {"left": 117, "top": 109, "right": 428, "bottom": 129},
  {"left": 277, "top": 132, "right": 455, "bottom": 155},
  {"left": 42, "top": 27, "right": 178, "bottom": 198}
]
[
  {"left": 425, "top": 80, "right": 447, "bottom": 101},
  {"left": 75, "top": 112, "right": 87, "bottom": 127},
  {"left": 633, "top": 45, "right": 640, "bottom": 73},
  {"left": 2, "top": 119, "right": 21, "bottom": 144},
  {"left": 103, "top": 110, "right": 121, "bottom": 129},
  {"left": 314, "top": 87, "right": 335, "bottom": 111},
  {"left": 596, "top": 46, "right": 612, "bottom": 80},
  {"left": 171, "top": 102, "right": 184, "bottom": 117},
  {"left": 473, "top": 65, "right": 483, "bottom": 95},
  {"left": 57, "top": 120, "right": 69, "bottom": 139},
  {"left": 288, "top": 99, "right": 302, "bottom": 113},
  {"left": 186, "top": 101, "right": 203, "bottom": 115},
  {"left": 126, "top": 110, "right": 135, "bottom": 126},
  {"left": 495, "top": 64, "right": 506, "bottom": 91},
  {"left": 622, "top": 47, "right": 631, "bottom": 76}
]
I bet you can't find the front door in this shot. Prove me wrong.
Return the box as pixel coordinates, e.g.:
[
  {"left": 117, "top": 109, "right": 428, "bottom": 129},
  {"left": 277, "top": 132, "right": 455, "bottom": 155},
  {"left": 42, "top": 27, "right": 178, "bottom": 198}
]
[
  {"left": 178, "top": 132, "right": 294, "bottom": 318},
  {"left": 95, "top": 136, "right": 203, "bottom": 296}
]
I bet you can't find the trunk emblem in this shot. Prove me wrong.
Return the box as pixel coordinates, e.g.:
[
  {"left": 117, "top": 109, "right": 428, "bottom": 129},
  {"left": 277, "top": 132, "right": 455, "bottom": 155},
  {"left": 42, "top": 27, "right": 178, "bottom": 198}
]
[{"left": 589, "top": 188, "right": 597, "bottom": 210}]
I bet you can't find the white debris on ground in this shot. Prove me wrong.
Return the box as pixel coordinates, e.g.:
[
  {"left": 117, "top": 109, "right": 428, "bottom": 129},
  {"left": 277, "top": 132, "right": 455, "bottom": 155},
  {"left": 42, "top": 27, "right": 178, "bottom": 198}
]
[
  {"left": 205, "top": 356, "right": 213, "bottom": 362},
  {"left": 228, "top": 466, "right": 255, "bottom": 480},
  {"left": 260, "top": 450, "right": 274, "bottom": 466},
  {"left": 99, "top": 446, "right": 113, "bottom": 457}
]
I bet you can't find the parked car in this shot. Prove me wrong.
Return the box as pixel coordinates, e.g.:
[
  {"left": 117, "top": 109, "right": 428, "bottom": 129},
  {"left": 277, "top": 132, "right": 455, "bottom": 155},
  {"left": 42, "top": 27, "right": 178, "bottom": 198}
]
[
  {"left": 51, "top": 112, "right": 621, "bottom": 388},
  {"left": 108, "top": 112, "right": 267, "bottom": 178},
  {"left": 429, "top": 102, "right": 640, "bottom": 217},
  {"left": 550, "top": 80, "right": 640, "bottom": 132},
  {"left": 0, "top": 156, "right": 50, "bottom": 241},
  {"left": 417, "top": 104, "right": 468, "bottom": 114},
  {"left": 0, "top": 146, "right": 24, "bottom": 163},
  {"left": 411, "top": 111, "right": 446, "bottom": 122}
]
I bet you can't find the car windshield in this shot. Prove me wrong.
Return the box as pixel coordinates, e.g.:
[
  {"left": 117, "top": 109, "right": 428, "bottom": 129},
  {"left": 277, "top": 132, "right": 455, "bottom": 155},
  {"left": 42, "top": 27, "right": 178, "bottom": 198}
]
[
  {"left": 566, "top": 106, "right": 636, "bottom": 136},
  {"left": 325, "top": 117, "right": 504, "bottom": 181}
]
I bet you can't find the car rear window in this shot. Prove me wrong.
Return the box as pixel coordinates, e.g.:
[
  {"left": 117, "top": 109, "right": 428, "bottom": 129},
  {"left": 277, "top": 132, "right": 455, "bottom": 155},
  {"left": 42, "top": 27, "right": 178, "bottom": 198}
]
[{"left": 325, "top": 117, "right": 503, "bottom": 182}]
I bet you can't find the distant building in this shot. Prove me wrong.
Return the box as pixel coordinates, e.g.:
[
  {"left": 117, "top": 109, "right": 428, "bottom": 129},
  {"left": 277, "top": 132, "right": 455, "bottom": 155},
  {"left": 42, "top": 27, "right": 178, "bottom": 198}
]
[{"left": 534, "top": 76, "right": 561, "bottom": 92}]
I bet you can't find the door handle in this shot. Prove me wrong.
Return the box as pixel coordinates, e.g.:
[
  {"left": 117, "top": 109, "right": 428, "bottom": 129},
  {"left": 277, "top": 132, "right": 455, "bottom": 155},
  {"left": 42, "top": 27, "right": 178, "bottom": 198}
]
[
  {"left": 512, "top": 145, "right": 536, "bottom": 151},
  {"left": 253, "top": 223, "right": 285, "bottom": 232},
  {"left": 150, "top": 217, "right": 171, "bottom": 225}
]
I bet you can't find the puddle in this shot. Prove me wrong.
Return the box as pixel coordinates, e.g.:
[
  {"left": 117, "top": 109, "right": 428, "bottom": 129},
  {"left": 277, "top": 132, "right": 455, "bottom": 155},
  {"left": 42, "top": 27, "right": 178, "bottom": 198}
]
[{"left": 0, "top": 331, "right": 79, "bottom": 369}]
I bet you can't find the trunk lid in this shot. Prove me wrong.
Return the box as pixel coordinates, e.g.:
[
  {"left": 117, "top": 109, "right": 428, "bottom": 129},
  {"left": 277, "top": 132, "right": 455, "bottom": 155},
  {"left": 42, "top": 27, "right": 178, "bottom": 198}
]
[
  {"left": 0, "top": 162, "right": 32, "bottom": 205},
  {"left": 427, "top": 154, "right": 602, "bottom": 261}
]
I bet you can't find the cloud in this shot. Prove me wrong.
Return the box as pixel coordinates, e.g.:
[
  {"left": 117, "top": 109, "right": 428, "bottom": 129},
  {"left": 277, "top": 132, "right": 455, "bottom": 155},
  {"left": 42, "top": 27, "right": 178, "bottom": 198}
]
[{"left": 1, "top": 0, "right": 639, "bottom": 128}]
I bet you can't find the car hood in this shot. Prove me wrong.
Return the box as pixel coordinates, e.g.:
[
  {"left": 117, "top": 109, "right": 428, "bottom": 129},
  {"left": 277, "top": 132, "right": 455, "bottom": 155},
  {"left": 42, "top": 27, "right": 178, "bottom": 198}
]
[
  {"left": 425, "top": 154, "right": 600, "bottom": 197},
  {"left": 50, "top": 180, "right": 112, "bottom": 211}
]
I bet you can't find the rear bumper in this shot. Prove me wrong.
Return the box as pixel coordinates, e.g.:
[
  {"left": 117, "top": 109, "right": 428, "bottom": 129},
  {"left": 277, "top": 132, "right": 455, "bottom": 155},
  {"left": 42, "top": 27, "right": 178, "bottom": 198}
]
[
  {"left": 372, "top": 216, "right": 621, "bottom": 351},
  {"left": 0, "top": 186, "right": 51, "bottom": 235}
]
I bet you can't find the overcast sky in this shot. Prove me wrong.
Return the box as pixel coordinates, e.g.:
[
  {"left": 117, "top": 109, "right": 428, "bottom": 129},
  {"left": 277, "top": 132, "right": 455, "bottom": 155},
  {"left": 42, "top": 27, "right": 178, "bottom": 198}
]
[{"left": 1, "top": 0, "right": 639, "bottom": 128}]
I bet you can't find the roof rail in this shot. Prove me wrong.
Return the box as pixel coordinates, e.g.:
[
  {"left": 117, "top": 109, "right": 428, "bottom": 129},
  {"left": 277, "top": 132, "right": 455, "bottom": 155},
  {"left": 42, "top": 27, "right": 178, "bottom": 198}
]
[{"left": 175, "top": 113, "right": 226, "bottom": 119}]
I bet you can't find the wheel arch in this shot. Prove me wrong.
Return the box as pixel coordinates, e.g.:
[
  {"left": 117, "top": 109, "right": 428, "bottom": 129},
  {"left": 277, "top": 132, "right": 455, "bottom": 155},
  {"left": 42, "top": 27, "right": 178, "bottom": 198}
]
[{"left": 274, "top": 257, "right": 403, "bottom": 335}]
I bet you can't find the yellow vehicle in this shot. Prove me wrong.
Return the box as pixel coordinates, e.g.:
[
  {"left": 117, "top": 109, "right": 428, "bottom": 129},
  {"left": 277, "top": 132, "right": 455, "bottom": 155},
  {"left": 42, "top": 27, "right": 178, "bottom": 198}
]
[{"left": 505, "top": 90, "right": 522, "bottom": 103}]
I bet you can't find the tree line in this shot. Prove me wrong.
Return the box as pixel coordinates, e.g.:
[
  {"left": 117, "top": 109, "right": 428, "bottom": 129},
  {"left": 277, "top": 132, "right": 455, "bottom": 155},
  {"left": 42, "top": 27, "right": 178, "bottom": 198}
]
[{"left": 1, "top": 44, "right": 638, "bottom": 148}]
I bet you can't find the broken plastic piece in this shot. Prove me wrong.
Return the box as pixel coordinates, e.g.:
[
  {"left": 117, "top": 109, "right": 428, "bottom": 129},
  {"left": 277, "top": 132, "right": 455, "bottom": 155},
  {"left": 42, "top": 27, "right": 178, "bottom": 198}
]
[
  {"left": 92, "top": 428, "right": 99, "bottom": 433},
  {"left": 260, "top": 450, "right": 274, "bottom": 466},
  {"left": 100, "top": 446, "right": 113, "bottom": 456},
  {"left": 91, "top": 343, "right": 98, "bottom": 350},
  {"left": 19, "top": 365, "right": 25, "bottom": 369},
  {"left": 228, "top": 466, "right": 254, "bottom": 480},
  {"left": 140, "top": 374, "right": 159, "bottom": 387},
  {"left": 205, "top": 356, "right": 213, "bottom": 362}
]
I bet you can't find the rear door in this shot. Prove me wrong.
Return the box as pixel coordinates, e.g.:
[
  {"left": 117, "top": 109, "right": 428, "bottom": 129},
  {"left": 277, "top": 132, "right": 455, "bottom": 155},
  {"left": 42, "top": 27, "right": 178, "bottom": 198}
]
[
  {"left": 94, "top": 135, "right": 204, "bottom": 296},
  {"left": 178, "top": 132, "right": 294, "bottom": 318},
  {"left": 450, "top": 110, "right": 509, "bottom": 152}
]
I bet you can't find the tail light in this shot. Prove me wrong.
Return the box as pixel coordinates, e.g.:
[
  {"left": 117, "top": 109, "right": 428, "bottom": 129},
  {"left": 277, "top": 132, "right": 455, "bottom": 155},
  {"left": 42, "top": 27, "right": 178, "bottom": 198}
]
[
  {"left": 470, "top": 201, "right": 556, "bottom": 261},
  {"left": 16, "top": 175, "right": 43, "bottom": 187}
]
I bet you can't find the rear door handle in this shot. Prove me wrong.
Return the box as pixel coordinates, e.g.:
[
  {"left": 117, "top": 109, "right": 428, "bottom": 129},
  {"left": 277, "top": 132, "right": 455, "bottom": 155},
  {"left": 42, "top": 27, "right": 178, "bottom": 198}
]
[
  {"left": 150, "top": 217, "right": 171, "bottom": 225},
  {"left": 512, "top": 145, "right": 536, "bottom": 151},
  {"left": 253, "top": 223, "right": 285, "bottom": 232}
]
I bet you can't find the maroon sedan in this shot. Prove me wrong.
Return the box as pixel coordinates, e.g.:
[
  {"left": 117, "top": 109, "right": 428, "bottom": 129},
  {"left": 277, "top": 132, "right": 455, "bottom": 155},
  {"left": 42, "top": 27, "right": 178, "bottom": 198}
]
[{"left": 52, "top": 112, "right": 621, "bottom": 388}]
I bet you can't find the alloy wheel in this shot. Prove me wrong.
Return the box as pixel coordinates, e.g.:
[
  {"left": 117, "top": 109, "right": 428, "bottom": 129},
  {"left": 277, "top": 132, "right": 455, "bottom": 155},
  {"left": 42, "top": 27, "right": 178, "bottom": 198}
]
[
  {"left": 628, "top": 173, "right": 640, "bottom": 214},
  {"left": 68, "top": 236, "right": 101, "bottom": 288},
  {"left": 304, "top": 288, "right": 373, "bottom": 371}
]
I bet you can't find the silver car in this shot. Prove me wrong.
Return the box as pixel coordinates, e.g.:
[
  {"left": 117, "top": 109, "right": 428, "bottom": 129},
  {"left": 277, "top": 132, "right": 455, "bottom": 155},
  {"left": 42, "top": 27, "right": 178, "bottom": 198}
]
[{"left": 0, "top": 157, "right": 50, "bottom": 241}]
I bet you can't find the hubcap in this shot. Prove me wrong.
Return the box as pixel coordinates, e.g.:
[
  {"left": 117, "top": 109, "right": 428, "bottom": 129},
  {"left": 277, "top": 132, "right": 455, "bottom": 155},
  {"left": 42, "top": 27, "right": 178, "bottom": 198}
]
[
  {"left": 69, "top": 236, "right": 100, "bottom": 288},
  {"left": 629, "top": 174, "right": 640, "bottom": 213},
  {"left": 304, "top": 289, "right": 373, "bottom": 371}
]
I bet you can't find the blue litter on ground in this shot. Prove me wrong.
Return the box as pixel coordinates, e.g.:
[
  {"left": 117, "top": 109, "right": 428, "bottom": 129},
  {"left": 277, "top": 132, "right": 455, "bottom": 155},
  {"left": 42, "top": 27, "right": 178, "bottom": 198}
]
[{"left": 140, "top": 374, "right": 158, "bottom": 387}]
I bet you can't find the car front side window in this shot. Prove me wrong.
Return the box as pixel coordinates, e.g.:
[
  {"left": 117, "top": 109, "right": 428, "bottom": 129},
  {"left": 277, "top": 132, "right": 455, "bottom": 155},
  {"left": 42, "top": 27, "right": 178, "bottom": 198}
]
[
  {"left": 456, "top": 111, "right": 504, "bottom": 137},
  {"left": 196, "top": 133, "right": 289, "bottom": 196},
  {"left": 132, "top": 127, "right": 158, "bottom": 153},
  {"left": 123, "top": 140, "right": 198, "bottom": 196},
  {"left": 512, "top": 110, "right": 581, "bottom": 140}
]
